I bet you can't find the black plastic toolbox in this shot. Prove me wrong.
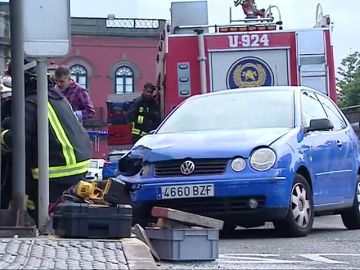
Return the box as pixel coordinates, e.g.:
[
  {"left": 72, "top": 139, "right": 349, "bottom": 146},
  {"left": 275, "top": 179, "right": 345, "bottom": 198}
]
[{"left": 52, "top": 201, "right": 132, "bottom": 239}]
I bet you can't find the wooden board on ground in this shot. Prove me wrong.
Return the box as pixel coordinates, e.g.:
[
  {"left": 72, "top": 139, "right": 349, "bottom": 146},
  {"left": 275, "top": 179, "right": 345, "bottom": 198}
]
[
  {"left": 151, "top": 207, "right": 224, "bottom": 229},
  {"left": 132, "top": 224, "right": 160, "bottom": 261}
]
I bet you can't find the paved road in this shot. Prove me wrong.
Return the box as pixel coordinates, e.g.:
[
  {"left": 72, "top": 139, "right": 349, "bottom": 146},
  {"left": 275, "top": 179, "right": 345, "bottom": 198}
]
[{"left": 160, "top": 215, "right": 360, "bottom": 269}]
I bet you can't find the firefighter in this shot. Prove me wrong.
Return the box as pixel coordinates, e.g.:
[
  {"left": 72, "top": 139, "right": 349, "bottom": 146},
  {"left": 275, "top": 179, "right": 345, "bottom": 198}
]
[
  {"left": 234, "top": 0, "right": 265, "bottom": 18},
  {"left": 0, "top": 59, "right": 92, "bottom": 222},
  {"left": 128, "top": 82, "right": 161, "bottom": 144}
]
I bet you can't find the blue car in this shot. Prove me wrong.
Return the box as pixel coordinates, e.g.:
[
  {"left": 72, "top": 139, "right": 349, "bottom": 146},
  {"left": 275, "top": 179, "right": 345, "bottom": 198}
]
[{"left": 118, "top": 86, "right": 360, "bottom": 237}]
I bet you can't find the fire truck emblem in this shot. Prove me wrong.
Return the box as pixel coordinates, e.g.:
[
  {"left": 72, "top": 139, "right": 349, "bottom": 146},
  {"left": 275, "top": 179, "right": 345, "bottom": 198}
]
[{"left": 226, "top": 57, "right": 274, "bottom": 88}]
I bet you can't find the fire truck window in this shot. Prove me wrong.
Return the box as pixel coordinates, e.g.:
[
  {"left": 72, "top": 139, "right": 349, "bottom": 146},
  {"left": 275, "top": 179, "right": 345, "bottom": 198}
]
[
  {"left": 70, "top": 64, "right": 88, "bottom": 89},
  {"left": 157, "top": 90, "right": 295, "bottom": 134},
  {"left": 115, "top": 66, "right": 134, "bottom": 94}
]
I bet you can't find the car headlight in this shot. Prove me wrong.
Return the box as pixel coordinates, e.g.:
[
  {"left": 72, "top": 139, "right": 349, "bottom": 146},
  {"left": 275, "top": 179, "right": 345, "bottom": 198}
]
[
  {"left": 231, "top": 158, "right": 246, "bottom": 172},
  {"left": 250, "top": 148, "right": 276, "bottom": 171}
]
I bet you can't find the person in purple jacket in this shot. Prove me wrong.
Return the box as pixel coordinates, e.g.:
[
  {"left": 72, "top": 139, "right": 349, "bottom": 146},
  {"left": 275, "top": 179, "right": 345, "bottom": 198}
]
[{"left": 54, "top": 65, "right": 95, "bottom": 121}]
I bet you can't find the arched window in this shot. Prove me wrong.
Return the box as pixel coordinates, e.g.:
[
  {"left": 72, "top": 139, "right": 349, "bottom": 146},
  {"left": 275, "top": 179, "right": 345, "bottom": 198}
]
[
  {"left": 70, "top": 64, "right": 88, "bottom": 88},
  {"left": 115, "top": 66, "right": 134, "bottom": 94}
]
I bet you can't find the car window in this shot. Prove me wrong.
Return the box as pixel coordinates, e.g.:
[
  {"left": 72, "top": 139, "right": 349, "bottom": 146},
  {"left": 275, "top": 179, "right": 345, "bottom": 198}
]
[
  {"left": 301, "top": 91, "right": 327, "bottom": 127},
  {"left": 99, "top": 161, "right": 104, "bottom": 169},
  {"left": 108, "top": 154, "right": 124, "bottom": 162},
  {"left": 107, "top": 150, "right": 128, "bottom": 162},
  {"left": 316, "top": 94, "right": 347, "bottom": 131},
  {"left": 89, "top": 160, "right": 98, "bottom": 169},
  {"left": 158, "top": 90, "right": 295, "bottom": 133}
]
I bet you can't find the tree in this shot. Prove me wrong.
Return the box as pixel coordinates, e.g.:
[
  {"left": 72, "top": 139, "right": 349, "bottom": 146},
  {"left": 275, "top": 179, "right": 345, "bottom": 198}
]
[{"left": 337, "top": 51, "right": 360, "bottom": 107}]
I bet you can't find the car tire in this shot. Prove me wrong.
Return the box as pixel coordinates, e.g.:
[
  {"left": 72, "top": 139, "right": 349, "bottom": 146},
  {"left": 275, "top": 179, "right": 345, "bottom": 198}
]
[
  {"left": 341, "top": 176, "right": 360, "bottom": 230},
  {"left": 274, "top": 174, "right": 314, "bottom": 237}
]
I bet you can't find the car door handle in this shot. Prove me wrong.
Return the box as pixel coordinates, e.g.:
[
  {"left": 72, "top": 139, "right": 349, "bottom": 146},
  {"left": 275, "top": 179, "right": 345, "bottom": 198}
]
[{"left": 336, "top": 140, "right": 342, "bottom": 147}]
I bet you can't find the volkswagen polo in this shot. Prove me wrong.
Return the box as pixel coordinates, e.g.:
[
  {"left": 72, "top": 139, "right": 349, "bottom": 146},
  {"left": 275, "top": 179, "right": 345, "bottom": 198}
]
[{"left": 118, "top": 86, "right": 360, "bottom": 237}]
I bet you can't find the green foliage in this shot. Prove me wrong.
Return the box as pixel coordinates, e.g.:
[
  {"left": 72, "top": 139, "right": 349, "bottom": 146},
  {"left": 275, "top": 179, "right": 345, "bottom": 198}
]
[{"left": 337, "top": 51, "right": 360, "bottom": 107}]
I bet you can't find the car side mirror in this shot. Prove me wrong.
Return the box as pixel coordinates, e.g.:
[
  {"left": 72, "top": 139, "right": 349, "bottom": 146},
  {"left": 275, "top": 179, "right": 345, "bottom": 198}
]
[{"left": 305, "top": 118, "right": 334, "bottom": 133}]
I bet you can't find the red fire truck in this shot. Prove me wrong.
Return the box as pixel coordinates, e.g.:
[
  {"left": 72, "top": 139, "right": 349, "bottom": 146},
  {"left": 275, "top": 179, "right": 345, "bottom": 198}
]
[{"left": 156, "top": 1, "right": 336, "bottom": 117}]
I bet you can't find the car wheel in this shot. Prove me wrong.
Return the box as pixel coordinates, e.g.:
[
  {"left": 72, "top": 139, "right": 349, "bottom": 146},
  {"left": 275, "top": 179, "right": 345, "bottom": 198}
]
[
  {"left": 341, "top": 176, "right": 360, "bottom": 229},
  {"left": 274, "top": 174, "right": 314, "bottom": 237}
]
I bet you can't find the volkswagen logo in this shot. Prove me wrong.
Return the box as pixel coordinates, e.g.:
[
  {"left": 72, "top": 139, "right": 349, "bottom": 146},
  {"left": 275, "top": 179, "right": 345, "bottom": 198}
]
[{"left": 180, "top": 160, "right": 195, "bottom": 175}]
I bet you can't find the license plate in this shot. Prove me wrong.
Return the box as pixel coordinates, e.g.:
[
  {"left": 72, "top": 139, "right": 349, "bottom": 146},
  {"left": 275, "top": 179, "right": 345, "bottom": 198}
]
[{"left": 157, "top": 184, "right": 214, "bottom": 200}]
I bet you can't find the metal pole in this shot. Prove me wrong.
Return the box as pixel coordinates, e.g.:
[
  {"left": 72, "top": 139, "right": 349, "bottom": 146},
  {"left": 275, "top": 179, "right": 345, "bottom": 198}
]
[
  {"left": 10, "top": 0, "right": 26, "bottom": 224},
  {"left": 0, "top": 75, "right": 2, "bottom": 209},
  {"left": 195, "top": 29, "right": 207, "bottom": 94},
  {"left": 37, "top": 59, "right": 49, "bottom": 228}
]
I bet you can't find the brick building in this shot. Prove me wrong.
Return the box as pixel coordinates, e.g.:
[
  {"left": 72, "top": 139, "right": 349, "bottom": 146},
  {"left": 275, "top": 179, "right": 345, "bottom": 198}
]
[{"left": 54, "top": 17, "right": 166, "bottom": 158}]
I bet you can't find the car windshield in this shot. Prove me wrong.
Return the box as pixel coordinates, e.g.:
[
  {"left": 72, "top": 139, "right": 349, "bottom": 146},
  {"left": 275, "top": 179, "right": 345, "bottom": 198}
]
[
  {"left": 158, "top": 90, "right": 295, "bottom": 133},
  {"left": 89, "top": 160, "right": 98, "bottom": 168}
]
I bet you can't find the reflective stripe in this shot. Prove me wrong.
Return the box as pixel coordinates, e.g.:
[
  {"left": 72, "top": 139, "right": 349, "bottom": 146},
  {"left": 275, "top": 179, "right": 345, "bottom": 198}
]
[
  {"left": 132, "top": 130, "right": 147, "bottom": 137},
  {"left": 27, "top": 199, "right": 35, "bottom": 210},
  {"left": 132, "top": 128, "right": 141, "bottom": 135},
  {"left": 8, "top": 197, "right": 35, "bottom": 210},
  {"left": 0, "top": 129, "right": 9, "bottom": 146},
  {"left": 139, "top": 107, "right": 144, "bottom": 113},
  {"left": 132, "top": 122, "right": 141, "bottom": 135},
  {"left": 48, "top": 102, "right": 76, "bottom": 165},
  {"left": 137, "top": 115, "right": 144, "bottom": 124},
  {"left": 32, "top": 159, "right": 90, "bottom": 179}
]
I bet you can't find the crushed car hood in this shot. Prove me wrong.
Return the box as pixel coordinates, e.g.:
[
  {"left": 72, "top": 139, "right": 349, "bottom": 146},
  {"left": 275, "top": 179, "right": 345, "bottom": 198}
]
[{"left": 129, "top": 128, "right": 290, "bottom": 161}]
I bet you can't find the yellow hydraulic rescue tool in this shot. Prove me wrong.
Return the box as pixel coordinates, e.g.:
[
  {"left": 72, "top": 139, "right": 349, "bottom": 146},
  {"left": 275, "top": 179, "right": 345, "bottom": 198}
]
[
  {"left": 75, "top": 179, "right": 128, "bottom": 205},
  {"left": 76, "top": 180, "right": 109, "bottom": 201}
]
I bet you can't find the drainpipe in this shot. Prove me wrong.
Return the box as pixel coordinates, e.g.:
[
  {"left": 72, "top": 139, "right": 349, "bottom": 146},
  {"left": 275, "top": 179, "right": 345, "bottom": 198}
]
[{"left": 195, "top": 29, "right": 207, "bottom": 94}]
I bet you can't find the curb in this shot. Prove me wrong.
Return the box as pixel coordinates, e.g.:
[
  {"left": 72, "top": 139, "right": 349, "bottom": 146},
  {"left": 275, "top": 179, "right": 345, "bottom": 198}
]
[{"left": 121, "top": 237, "right": 159, "bottom": 270}]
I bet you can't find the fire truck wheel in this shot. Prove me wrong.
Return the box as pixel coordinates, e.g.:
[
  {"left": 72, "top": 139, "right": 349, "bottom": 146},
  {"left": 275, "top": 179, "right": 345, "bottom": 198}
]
[
  {"left": 341, "top": 176, "right": 360, "bottom": 229},
  {"left": 273, "top": 175, "right": 314, "bottom": 237}
]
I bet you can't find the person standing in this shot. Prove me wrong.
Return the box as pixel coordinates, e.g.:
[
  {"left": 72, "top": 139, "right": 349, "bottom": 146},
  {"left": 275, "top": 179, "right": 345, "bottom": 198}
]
[
  {"left": 128, "top": 83, "right": 161, "bottom": 144},
  {"left": 54, "top": 65, "right": 95, "bottom": 121}
]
